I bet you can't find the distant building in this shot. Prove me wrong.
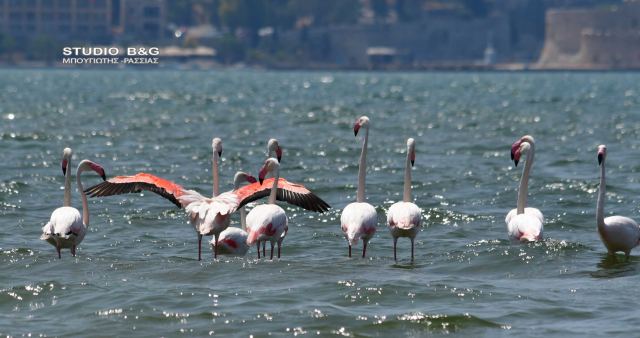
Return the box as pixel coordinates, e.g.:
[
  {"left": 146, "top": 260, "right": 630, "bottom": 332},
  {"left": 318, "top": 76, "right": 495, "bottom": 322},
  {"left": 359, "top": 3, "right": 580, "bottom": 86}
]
[
  {"left": 287, "top": 15, "right": 511, "bottom": 68},
  {"left": 0, "top": 0, "right": 167, "bottom": 44},
  {"left": 0, "top": 0, "right": 113, "bottom": 43},
  {"left": 537, "top": 0, "right": 640, "bottom": 69},
  {"left": 116, "top": 0, "right": 166, "bottom": 42}
]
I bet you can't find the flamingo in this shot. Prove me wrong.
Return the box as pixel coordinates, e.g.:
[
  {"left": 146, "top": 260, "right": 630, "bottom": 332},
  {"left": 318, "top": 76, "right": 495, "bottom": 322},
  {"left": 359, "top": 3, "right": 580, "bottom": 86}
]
[
  {"left": 195, "top": 136, "right": 231, "bottom": 260},
  {"left": 505, "top": 135, "right": 544, "bottom": 242},
  {"left": 84, "top": 169, "right": 329, "bottom": 260},
  {"left": 246, "top": 158, "right": 289, "bottom": 259},
  {"left": 595, "top": 145, "right": 640, "bottom": 259},
  {"left": 258, "top": 138, "right": 283, "bottom": 256},
  {"left": 386, "top": 138, "right": 422, "bottom": 261},
  {"left": 341, "top": 116, "right": 377, "bottom": 258},
  {"left": 211, "top": 171, "right": 257, "bottom": 256},
  {"left": 41, "top": 148, "right": 106, "bottom": 258}
]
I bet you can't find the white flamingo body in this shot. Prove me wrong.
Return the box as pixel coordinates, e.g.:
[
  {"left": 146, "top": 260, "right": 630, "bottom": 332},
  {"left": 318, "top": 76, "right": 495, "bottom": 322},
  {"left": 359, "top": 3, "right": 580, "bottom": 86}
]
[
  {"left": 386, "top": 138, "right": 422, "bottom": 261},
  {"left": 41, "top": 148, "right": 106, "bottom": 258},
  {"left": 387, "top": 202, "right": 421, "bottom": 238},
  {"left": 246, "top": 204, "right": 288, "bottom": 251},
  {"left": 41, "top": 207, "right": 85, "bottom": 250},
  {"left": 506, "top": 135, "right": 544, "bottom": 242},
  {"left": 245, "top": 158, "right": 290, "bottom": 259},
  {"left": 596, "top": 145, "right": 640, "bottom": 258},
  {"left": 341, "top": 116, "right": 377, "bottom": 257},
  {"left": 214, "top": 226, "right": 250, "bottom": 256},
  {"left": 506, "top": 213, "right": 543, "bottom": 242},
  {"left": 342, "top": 202, "right": 377, "bottom": 246},
  {"left": 599, "top": 216, "right": 640, "bottom": 255},
  {"left": 505, "top": 207, "right": 543, "bottom": 226}
]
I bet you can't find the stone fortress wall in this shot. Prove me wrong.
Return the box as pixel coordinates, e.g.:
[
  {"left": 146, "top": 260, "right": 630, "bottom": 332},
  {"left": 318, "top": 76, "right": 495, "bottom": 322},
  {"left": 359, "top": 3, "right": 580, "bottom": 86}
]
[{"left": 537, "top": 1, "right": 640, "bottom": 69}]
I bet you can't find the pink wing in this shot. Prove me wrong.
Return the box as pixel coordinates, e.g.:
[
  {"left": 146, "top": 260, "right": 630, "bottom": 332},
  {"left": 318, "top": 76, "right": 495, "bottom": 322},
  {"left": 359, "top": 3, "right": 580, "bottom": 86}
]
[
  {"left": 234, "top": 177, "right": 330, "bottom": 213},
  {"left": 84, "top": 172, "right": 188, "bottom": 208}
]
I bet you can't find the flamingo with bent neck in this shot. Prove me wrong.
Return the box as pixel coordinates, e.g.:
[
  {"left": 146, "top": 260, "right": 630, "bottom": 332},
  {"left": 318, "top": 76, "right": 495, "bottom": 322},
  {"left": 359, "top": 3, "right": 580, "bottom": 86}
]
[
  {"left": 211, "top": 171, "right": 257, "bottom": 256},
  {"left": 246, "top": 158, "right": 288, "bottom": 259},
  {"left": 41, "top": 148, "right": 106, "bottom": 258},
  {"left": 341, "top": 116, "right": 377, "bottom": 258},
  {"left": 505, "top": 135, "right": 544, "bottom": 242},
  {"left": 595, "top": 145, "right": 640, "bottom": 259},
  {"left": 387, "top": 138, "right": 422, "bottom": 261}
]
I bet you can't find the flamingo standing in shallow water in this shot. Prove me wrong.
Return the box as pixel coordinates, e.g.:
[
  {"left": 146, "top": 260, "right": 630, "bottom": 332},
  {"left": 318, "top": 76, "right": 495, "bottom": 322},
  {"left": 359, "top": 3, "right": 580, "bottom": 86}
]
[
  {"left": 193, "top": 137, "right": 231, "bottom": 260},
  {"left": 211, "top": 171, "right": 257, "bottom": 256},
  {"left": 387, "top": 138, "right": 422, "bottom": 261},
  {"left": 595, "top": 145, "right": 640, "bottom": 259},
  {"left": 41, "top": 148, "right": 106, "bottom": 258},
  {"left": 506, "top": 135, "right": 544, "bottom": 242},
  {"left": 341, "top": 116, "right": 377, "bottom": 258},
  {"left": 259, "top": 138, "right": 283, "bottom": 256},
  {"left": 246, "top": 158, "right": 289, "bottom": 259}
]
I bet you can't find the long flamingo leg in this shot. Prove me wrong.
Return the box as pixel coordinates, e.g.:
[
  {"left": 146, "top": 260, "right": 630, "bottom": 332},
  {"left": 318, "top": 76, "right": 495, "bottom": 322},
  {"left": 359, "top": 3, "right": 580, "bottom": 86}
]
[
  {"left": 348, "top": 245, "right": 352, "bottom": 258},
  {"left": 56, "top": 247, "right": 61, "bottom": 259},
  {"left": 270, "top": 242, "right": 274, "bottom": 260},
  {"left": 198, "top": 234, "right": 203, "bottom": 261},
  {"left": 213, "top": 234, "right": 219, "bottom": 259},
  {"left": 411, "top": 238, "right": 415, "bottom": 262},
  {"left": 362, "top": 241, "right": 368, "bottom": 258},
  {"left": 257, "top": 242, "right": 261, "bottom": 259},
  {"left": 262, "top": 241, "right": 266, "bottom": 257},
  {"left": 277, "top": 241, "right": 282, "bottom": 258},
  {"left": 71, "top": 245, "right": 76, "bottom": 257},
  {"left": 393, "top": 237, "right": 397, "bottom": 261}
]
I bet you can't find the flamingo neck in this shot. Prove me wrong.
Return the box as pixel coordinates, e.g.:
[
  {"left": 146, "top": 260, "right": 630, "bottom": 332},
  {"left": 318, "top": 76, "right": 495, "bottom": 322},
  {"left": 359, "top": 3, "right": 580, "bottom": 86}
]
[
  {"left": 63, "top": 160, "right": 71, "bottom": 207},
  {"left": 357, "top": 127, "right": 369, "bottom": 203},
  {"left": 76, "top": 167, "right": 89, "bottom": 226},
  {"left": 403, "top": 150, "right": 412, "bottom": 202},
  {"left": 517, "top": 143, "right": 534, "bottom": 214},
  {"left": 597, "top": 159, "right": 606, "bottom": 230},
  {"left": 240, "top": 207, "right": 247, "bottom": 231},
  {"left": 268, "top": 167, "right": 280, "bottom": 204},
  {"left": 212, "top": 152, "right": 219, "bottom": 197}
]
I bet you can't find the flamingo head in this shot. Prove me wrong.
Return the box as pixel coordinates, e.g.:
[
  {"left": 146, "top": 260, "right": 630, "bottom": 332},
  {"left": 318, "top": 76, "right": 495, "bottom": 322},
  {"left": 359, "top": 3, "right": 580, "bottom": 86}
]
[
  {"left": 353, "top": 116, "right": 370, "bottom": 136},
  {"left": 597, "top": 144, "right": 607, "bottom": 165},
  {"left": 258, "top": 158, "right": 280, "bottom": 184},
  {"left": 267, "top": 138, "right": 282, "bottom": 162},
  {"left": 511, "top": 135, "right": 534, "bottom": 167},
  {"left": 407, "top": 138, "right": 416, "bottom": 167},
  {"left": 79, "top": 160, "right": 107, "bottom": 181},
  {"left": 61, "top": 147, "right": 72, "bottom": 175},
  {"left": 233, "top": 171, "right": 257, "bottom": 189},
  {"left": 212, "top": 137, "right": 222, "bottom": 157}
]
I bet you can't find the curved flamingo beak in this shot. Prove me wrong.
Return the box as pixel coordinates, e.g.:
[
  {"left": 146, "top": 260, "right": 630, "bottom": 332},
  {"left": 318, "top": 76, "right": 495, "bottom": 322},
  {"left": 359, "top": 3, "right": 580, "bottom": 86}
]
[
  {"left": 353, "top": 123, "right": 361, "bottom": 136},
  {"left": 513, "top": 148, "right": 522, "bottom": 167},
  {"left": 218, "top": 150, "right": 222, "bottom": 157},
  {"left": 597, "top": 149, "right": 605, "bottom": 165},
  {"left": 276, "top": 147, "right": 282, "bottom": 162},
  {"left": 410, "top": 151, "right": 415, "bottom": 167},
  {"left": 62, "top": 159, "right": 67, "bottom": 175},
  {"left": 510, "top": 139, "right": 522, "bottom": 162},
  {"left": 88, "top": 162, "right": 107, "bottom": 181},
  {"left": 258, "top": 166, "right": 267, "bottom": 185}
]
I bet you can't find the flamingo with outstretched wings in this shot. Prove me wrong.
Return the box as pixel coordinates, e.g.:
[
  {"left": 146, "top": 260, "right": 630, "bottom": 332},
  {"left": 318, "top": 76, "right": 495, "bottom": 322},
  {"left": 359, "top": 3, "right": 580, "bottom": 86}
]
[{"left": 84, "top": 172, "right": 330, "bottom": 259}]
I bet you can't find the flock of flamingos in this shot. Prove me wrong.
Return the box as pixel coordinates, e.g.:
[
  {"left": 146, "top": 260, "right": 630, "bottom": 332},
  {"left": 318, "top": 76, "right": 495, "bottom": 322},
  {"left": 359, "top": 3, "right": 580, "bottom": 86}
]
[{"left": 40, "top": 116, "right": 640, "bottom": 262}]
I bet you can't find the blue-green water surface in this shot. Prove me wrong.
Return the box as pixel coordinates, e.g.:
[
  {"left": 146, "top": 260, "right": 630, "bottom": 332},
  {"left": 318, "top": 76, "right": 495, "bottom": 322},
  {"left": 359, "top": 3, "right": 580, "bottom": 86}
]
[{"left": 2, "top": 69, "right": 640, "bottom": 337}]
